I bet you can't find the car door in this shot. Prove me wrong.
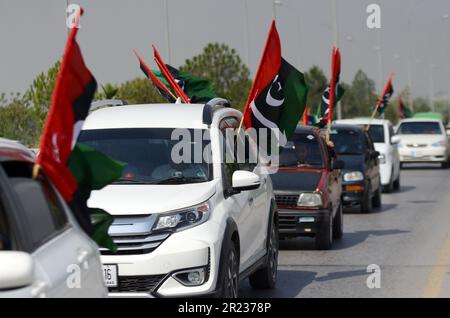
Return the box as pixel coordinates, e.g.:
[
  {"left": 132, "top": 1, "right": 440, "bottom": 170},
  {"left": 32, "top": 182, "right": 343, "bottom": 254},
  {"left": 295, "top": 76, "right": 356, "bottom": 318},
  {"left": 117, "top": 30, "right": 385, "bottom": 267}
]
[
  {"left": 321, "top": 137, "right": 341, "bottom": 216},
  {"left": 364, "top": 132, "right": 380, "bottom": 192},
  {"left": 8, "top": 173, "right": 104, "bottom": 298},
  {"left": 388, "top": 124, "right": 400, "bottom": 179},
  {"left": 219, "top": 117, "right": 259, "bottom": 271}
]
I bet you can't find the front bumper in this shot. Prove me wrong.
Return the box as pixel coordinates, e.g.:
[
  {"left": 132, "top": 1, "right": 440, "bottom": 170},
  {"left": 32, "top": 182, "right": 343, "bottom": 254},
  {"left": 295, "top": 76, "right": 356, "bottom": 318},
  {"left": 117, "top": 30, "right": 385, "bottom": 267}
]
[
  {"left": 399, "top": 146, "right": 448, "bottom": 163},
  {"left": 102, "top": 221, "right": 223, "bottom": 298},
  {"left": 278, "top": 209, "right": 330, "bottom": 238},
  {"left": 341, "top": 181, "right": 365, "bottom": 207}
]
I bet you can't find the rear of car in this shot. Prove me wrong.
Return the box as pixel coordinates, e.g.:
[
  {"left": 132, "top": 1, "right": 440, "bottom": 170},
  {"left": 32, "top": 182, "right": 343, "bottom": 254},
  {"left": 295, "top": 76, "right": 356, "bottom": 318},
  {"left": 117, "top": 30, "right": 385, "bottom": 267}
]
[
  {"left": 0, "top": 139, "right": 106, "bottom": 298},
  {"left": 396, "top": 119, "right": 449, "bottom": 167}
]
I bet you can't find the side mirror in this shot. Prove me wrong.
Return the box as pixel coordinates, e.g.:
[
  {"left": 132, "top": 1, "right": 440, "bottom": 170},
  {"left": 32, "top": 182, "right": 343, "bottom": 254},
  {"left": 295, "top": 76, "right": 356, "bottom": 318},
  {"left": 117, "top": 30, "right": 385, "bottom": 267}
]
[
  {"left": 370, "top": 150, "right": 380, "bottom": 159},
  {"left": 0, "top": 251, "right": 34, "bottom": 290},
  {"left": 232, "top": 170, "right": 261, "bottom": 192},
  {"left": 332, "top": 159, "right": 345, "bottom": 170},
  {"left": 391, "top": 136, "right": 401, "bottom": 144}
]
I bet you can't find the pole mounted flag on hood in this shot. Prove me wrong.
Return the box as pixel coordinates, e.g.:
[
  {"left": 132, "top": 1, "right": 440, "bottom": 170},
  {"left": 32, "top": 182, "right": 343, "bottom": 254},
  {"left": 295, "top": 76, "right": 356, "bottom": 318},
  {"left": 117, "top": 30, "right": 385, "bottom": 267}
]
[
  {"left": 242, "top": 20, "right": 308, "bottom": 141},
  {"left": 34, "top": 8, "right": 97, "bottom": 202},
  {"left": 316, "top": 48, "right": 343, "bottom": 128}
]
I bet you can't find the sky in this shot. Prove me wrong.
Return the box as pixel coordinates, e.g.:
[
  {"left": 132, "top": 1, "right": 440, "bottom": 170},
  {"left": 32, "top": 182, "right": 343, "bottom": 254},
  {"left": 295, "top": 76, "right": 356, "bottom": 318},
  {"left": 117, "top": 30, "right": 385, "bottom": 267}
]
[{"left": 0, "top": 0, "right": 449, "bottom": 101}]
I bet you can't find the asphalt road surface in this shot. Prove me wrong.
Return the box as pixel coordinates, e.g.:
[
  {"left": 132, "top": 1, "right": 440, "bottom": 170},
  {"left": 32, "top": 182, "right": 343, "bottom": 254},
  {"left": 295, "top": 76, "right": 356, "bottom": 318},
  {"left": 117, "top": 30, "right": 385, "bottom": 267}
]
[{"left": 240, "top": 164, "right": 450, "bottom": 298}]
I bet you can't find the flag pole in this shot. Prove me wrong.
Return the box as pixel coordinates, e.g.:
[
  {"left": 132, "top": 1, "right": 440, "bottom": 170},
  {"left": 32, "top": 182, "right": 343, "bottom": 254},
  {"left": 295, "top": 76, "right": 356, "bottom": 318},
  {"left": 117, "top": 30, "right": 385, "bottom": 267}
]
[{"left": 325, "top": 47, "right": 338, "bottom": 143}]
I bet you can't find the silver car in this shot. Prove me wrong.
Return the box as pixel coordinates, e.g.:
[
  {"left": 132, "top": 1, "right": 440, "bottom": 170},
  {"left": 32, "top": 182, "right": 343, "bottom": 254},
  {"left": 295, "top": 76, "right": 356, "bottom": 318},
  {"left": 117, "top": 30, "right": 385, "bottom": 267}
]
[{"left": 0, "top": 138, "right": 107, "bottom": 298}]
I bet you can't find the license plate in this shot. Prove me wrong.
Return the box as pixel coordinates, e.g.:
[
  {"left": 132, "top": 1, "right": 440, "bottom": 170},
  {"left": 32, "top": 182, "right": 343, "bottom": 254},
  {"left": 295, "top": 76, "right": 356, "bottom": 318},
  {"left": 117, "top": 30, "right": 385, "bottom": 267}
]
[{"left": 102, "top": 264, "right": 118, "bottom": 287}]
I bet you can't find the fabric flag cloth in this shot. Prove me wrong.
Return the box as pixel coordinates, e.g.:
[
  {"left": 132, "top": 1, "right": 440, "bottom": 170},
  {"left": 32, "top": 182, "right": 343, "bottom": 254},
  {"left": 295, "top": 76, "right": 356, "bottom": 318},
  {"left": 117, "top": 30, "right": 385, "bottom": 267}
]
[
  {"left": 302, "top": 106, "right": 309, "bottom": 126},
  {"left": 68, "top": 144, "right": 125, "bottom": 251},
  {"left": 152, "top": 66, "right": 217, "bottom": 103},
  {"left": 35, "top": 8, "right": 97, "bottom": 203},
  {"left": 153, "top": 45, "right": 190, "bottom": 103},
  {"left": 242, "top": 20, "right": 308, "bottom": 143},
  {"left": 398, "top": 96, "right": 413, "bottom": 119},
  {"left": 133, "top": 50, "right": 177, "bottom": 103},
  {"left": 372, "top": 76, "right": 394, "bottom": 117},
  {"left": 315, "top": 48, "right": 343, "bottom": 128}
]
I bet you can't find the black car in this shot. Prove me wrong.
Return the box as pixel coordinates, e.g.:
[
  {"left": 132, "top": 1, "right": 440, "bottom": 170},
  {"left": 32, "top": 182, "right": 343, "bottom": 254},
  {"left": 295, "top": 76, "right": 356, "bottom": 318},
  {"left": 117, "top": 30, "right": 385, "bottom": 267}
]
[
  {"left": 328, "top": 124, "right": 382, "bottom": 213},
  {"left": 271, "top": 126, "right": 345, "bottom": 250}
]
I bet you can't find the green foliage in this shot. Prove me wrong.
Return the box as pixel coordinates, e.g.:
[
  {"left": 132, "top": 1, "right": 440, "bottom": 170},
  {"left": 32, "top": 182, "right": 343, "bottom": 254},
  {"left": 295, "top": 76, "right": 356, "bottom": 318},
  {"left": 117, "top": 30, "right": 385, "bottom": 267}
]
[
  {"left": 101, "top": 83, "right": 119, "bottom": 100},
  {"left": 341, "top": 69, "right": 378, "bottom": 118},
  {"left": 116, "top": 78, "right": 166, "bottom": 105},
  {"left": 180, "top": 43, "right": 252, "bottom": 111},
  {"left": 304, "top": 65, "right": 328, "bottom": 113}
]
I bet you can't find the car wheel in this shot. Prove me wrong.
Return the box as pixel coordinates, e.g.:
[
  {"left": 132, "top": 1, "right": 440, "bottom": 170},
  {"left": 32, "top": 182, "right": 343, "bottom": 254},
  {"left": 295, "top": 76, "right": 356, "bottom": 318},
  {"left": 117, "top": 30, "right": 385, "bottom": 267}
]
[
  {"left": 360, "top": 185, "right": 373, "bottom": 213},
  {"left": 372, "top": 184, "right": 382, "bottom": 208},
  {"left": 332, "top": 204, "right": 343, "bottom": 239},
  {"left": 219, "top": 242, "right": 239, "bottom": 298},
  {"left": 383, "top": 170, "right": 394, "bottom": 193},
  {"left": 249, "top": 218, "right": 278, "bottom": 289},
  {"left": 315, "top": 211, "right": 333, "bottom": 250},
  {"left": 441, "top": 161, "right": 449, "bottom": 169},
  {"left": 393, "top": 173, "right": 400, "bottom": 190}
]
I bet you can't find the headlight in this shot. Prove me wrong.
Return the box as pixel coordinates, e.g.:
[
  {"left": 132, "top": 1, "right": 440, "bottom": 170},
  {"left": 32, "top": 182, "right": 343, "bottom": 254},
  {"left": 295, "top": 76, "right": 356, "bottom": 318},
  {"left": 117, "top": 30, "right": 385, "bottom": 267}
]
[
  {"left": 378, "top": 153, "right": 386, "bottom": 164},
  {"left": 153, "top": 201, "right": 210, "bottom": 232},
  {"left": 343, "top": 171, "right": 364, "bottom": 182},
  {"left": 431, "top": 140, "right": 447, "bottom": 147},
  {"left": 297, "top": 193, "right": 323, "bottom": 208}
]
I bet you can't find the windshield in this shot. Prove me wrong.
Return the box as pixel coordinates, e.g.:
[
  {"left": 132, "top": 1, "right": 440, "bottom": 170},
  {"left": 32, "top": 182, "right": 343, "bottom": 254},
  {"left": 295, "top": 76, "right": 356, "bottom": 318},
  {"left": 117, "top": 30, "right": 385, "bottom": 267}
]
[
  {"left": 366, "top": 125, "right": 385, "bottom": 143},
  {"left": 78, "top": 128, "right": 212, "bottom": 185},
  {"left": 397, "top": 122, "right": 442, "bottom": 135},
  {"left": 279, "top": 133, "right": 324, "bottom": 168},
  {"left": 329, "top": 129, "right": 365, "bottom": 155}
]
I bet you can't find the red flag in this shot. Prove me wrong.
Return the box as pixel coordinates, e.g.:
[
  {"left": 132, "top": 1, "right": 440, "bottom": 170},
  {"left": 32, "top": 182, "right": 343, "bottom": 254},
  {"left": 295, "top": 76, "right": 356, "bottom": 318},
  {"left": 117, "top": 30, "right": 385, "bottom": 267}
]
[
  {"left": 35, "top": 8, "right": 97, "bottom": 202},
  {"left": 243, "top": 20, "right": 282, "bottom": 129},
  {"left": 327, "top": 47, "right": 341, "bottom": 123},
  {"left": 303, "top": 106, "right": 309, "bottom": 126},
  {"left": 133, "top": 50, "right": 177, "bottom": 102},
  {"left": 376, "top": 74, "right": 394, "bottom": 110},
  {"left": 398, "top": 95, "right": 405, "bottom": 119},
  {"left": 153, "top": 45, "right": 190, "bottom": 103}
]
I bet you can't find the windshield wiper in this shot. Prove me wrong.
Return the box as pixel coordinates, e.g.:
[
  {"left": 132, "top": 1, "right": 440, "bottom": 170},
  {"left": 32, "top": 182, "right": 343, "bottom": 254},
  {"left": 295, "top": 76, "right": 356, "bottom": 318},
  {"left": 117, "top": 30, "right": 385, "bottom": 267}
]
[
  {"left": 113, "top": 178, "right": 157, "bottom": 185},
  {"left": 279, "top": 162, "right": 322, "bottom": 168},
  {"left": 157, "top": 176, "right": 207, "bottom": 185}
]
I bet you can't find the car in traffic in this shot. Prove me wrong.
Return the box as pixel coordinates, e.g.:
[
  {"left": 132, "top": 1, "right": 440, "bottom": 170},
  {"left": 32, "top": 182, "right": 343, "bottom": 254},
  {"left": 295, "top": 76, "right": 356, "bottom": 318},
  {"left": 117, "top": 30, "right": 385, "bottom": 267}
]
[
  {"left": 271, "top": 126, "right": 345, "bottom": 250},
  {"left": 80, "top": 98, "right": 278, "bottom": 298},
  {"left": 396, "top": 118, "right": 449, "bottom": 168},
  {"left": 0, "top": 138, "right": 107, "bottom": 298},
  {"left": 328, "top": 125, "right": 382, "bottom": 213},
  {"left": 335, "top": 118, "right": 401, "bottom": 192}
]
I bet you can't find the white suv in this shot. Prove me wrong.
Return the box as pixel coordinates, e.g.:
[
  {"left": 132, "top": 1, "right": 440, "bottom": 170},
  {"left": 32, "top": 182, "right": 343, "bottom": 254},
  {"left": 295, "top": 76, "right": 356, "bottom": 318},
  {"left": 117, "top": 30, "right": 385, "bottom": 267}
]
[
  {"left": 334, "top": 119, "right": 401, "bottom": 192},
  {"left": 0, "top": 139, "right": 107, "bottom": 298},
  {"left": 80, "top": 99, "right": 279, "bottom": 298}
]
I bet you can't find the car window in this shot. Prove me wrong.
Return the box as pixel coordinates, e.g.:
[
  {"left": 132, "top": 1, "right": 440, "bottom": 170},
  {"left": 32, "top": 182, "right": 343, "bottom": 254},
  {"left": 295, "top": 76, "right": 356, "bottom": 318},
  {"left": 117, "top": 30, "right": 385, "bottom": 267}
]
[
  {"left": 279, "top": 132, "right": 324, "bottom": 168},
  {"left": 220, "top": 117, "right": 240, "bottom": 194},
  {"left": 8, "top": 175, "right": 69, "bottom": 250},
  {"left": 329, "top": 129, "right": 365, "bottom": 155},
  {"left": 397, "top": 122, "right": 443, "bottom": 135},
  {"left": 367, "top": 125, "right": 385, "bottom": 143}
]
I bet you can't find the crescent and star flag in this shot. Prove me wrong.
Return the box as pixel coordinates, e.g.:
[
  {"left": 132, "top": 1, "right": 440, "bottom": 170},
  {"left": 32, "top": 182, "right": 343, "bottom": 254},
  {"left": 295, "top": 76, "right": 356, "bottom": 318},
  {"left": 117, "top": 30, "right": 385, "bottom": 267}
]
[
  {"left": 35, "top": 7, "right": 97, "bottom": 202},
  {"left": 153, "top": 45, "right": 190, "bottom": 103},
  {"left": 372, "top": 75, "right": 394, "bottom": 117},
  {"left": 315, "top": 48, "right": 343, "bottom": 128},
  {"left": 242, "top": 20, "right": 308, "bottom": 143},
  {"left": 398, "top": 95, "right": 413, "bottom": 119}
]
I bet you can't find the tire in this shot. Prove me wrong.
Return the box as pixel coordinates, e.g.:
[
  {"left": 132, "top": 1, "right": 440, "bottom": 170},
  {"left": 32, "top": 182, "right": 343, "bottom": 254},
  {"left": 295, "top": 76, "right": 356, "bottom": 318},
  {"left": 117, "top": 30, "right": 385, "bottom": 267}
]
[
  {"left": 218, "top": 241, "right": 239, "bottom": 298},
  {"left": 382, "top": 170, "right": 394, "bottom": 193},
  {"left": 332, "top": 204, "right": 343, "bottom": 239},
  {"left": 441, "top": 161, "right": 449, "bottom": 169},
  {"left": 372, "top": 184, "right": 382, "bottom": 208},
  {"left": 249, "top": 218, "right": 278, "bottom": 289},
  {"left": 393, "top": 173, "right": 400, "bottom": 190},
  {"left": 315, "top": 211, "right": 333, "bottom": 250},
  {"left": 360, "top": 185, "right": 373, "bottom": 213}
]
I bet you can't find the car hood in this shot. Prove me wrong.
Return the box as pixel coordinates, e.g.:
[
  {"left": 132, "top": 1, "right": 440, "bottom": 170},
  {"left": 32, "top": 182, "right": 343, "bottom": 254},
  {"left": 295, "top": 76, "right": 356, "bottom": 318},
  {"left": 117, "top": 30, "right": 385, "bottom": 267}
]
[
  {"left": 88, "top": 180, "right": 218, "bottom": 216},
  {"left": 397, "top": 134, "right": 446, "bottom": 145},
  {"left": 271, "top": 169, "right": 322, "bottom": 192},
  {"left": 337, "top": 154, "right": 365, "bottom": 172}
]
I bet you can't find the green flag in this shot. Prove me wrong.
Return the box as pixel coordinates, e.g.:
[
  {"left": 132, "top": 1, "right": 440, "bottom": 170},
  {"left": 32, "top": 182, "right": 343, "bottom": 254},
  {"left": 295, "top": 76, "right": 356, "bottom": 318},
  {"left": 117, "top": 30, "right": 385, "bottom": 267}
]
[{"left": 68, "top": 144, "right": 125, "bottom": 252}]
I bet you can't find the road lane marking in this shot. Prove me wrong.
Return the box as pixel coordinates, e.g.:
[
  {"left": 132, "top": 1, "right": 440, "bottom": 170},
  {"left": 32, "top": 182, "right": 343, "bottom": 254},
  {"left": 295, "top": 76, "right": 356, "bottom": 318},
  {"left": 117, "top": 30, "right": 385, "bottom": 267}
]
[{"left": 423, "top": 232, "right": 450, "bottom": 298}]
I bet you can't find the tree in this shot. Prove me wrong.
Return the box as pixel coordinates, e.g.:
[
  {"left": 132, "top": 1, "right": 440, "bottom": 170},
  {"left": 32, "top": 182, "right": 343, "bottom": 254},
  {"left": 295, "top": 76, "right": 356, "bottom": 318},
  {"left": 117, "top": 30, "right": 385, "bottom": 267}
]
[
  {"left": 304, "top": 65, "right": 328, "bottom": 114},
  {"left": 101, "top": 83, "right": 119, "bottom": 99},
  {"left": 25, "top": 61, "right": 61, "bottom": 127},
  {"left": 341, "top": 69, "right": 377, "bottom": 118},
  {"left": 116, "top": 78, "right": 166, "bottom": 105},
  {"left": 180, "top": 43, "right": 252, "bottom": 111}
]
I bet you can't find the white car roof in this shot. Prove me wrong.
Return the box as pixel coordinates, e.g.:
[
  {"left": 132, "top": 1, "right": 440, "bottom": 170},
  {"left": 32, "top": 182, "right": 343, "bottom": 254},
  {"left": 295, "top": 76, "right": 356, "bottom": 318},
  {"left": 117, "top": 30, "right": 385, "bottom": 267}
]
[
  {"left": 83, "top": 104, "right": 210, "bottom": 130},
  {"left": 334, "top": 118, "right": 390, "bottom": 126},
  {"left": 0, "top": 138, "right": 36, "bottom": 160}
]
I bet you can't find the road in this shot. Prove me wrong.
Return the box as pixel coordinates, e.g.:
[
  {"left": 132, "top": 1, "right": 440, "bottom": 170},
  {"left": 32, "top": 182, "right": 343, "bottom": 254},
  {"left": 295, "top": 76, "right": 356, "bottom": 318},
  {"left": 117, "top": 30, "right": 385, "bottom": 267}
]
[{"left": 240, "top": 164, "right": 450, "bottom": 298}]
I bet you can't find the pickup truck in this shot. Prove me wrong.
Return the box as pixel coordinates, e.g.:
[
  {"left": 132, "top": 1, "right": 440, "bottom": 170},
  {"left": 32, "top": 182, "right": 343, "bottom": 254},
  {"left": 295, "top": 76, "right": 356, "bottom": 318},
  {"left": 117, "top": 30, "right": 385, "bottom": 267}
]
[{"left": 271, "top": 126, "right": 344, "bottom": 250}]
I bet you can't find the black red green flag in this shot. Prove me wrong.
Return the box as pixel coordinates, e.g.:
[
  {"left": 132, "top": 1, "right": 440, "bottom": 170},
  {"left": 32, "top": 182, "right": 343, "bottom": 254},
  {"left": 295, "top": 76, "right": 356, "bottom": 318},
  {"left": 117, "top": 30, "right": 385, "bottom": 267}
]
[
  {"left": 243, "top": 20, "right": 308, "bottom": 141},
  {"left": 398, "top": 95, "right": 413, "bottom": 119},
  {"left": 372, "top": 75, "right": 394, "bottom": 117}
]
